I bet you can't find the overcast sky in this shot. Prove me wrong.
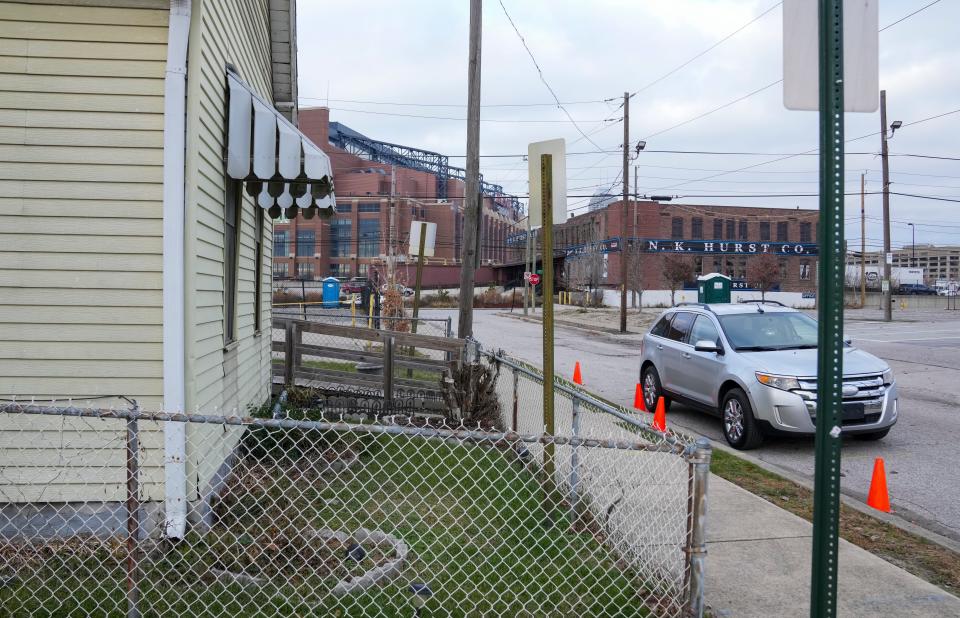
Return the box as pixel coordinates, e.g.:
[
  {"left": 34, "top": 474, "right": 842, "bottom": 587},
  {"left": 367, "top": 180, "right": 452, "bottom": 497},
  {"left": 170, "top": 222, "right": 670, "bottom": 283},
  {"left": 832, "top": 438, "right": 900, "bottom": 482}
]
[{"left": 297, "top": 1, "right": 960, "bottom": 251}]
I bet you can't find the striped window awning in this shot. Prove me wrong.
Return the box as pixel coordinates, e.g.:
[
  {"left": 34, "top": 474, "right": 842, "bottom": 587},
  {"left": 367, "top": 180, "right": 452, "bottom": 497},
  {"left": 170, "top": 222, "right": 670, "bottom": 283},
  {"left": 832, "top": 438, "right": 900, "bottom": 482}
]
[{"left": 226, "top": 71, "right": 336, "bottom": 220}]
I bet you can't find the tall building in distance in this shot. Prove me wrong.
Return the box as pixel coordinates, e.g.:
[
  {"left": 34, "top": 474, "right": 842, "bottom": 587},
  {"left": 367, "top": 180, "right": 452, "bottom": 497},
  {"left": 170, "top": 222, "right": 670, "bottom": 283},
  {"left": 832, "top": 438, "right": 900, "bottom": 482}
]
[{"left": 273, "top": 108, "right": 524, "bottom": 288}]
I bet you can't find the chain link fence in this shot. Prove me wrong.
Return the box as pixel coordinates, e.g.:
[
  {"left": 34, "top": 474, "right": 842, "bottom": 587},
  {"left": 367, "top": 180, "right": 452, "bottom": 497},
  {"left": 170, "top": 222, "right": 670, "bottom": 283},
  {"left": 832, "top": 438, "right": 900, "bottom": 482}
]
[
  {"left": 484, "top": 350, "right": 711, "bottom": 617},
  {"left": 0, "top": 402, "right": 707, "bottom": 617}
]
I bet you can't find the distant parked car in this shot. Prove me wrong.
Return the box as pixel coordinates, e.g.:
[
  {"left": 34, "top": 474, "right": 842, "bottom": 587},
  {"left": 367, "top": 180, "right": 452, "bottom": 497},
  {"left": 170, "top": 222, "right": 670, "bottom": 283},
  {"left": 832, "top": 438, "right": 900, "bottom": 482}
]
[
  {"left": 897, "top": 284, "right": 937, "bottom": 295},
  {"left": 381, "top": 283, "right": 414, "bottom": 297}
]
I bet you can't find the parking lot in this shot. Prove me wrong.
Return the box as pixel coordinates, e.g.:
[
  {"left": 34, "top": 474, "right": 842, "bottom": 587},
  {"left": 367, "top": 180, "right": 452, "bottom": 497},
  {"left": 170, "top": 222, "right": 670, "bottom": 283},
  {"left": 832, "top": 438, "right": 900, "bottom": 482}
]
[{"left": 426, "top": 307, "right": 960, "bottom": 543}]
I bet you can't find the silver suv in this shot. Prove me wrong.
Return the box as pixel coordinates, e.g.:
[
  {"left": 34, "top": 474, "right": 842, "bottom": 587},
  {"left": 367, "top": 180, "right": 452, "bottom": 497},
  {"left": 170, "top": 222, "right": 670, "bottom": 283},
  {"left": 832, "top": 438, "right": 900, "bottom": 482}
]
[{"left": 639, "top": 301, "right": 898, "bottom": 449}]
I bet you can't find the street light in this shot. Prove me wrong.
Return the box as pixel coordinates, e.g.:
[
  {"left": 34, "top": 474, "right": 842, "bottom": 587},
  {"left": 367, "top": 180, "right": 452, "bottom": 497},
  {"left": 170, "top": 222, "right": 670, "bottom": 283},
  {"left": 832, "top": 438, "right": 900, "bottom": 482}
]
[{"left": 907, "top": 222, "right": 915, "bottom": 267}]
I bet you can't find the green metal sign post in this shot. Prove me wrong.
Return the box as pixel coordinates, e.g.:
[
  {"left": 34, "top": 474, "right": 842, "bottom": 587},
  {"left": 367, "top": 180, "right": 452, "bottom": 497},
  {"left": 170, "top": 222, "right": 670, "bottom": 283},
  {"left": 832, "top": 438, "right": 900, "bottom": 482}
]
[{"left": 811, "top": 0, "right": 845, "bottom": 615}]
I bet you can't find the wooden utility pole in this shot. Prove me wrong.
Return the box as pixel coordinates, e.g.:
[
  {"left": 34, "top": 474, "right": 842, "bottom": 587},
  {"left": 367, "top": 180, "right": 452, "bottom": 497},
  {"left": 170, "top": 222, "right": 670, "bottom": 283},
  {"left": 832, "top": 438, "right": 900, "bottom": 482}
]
[
  {"left": 633, "top": 165, "right": 639, "bottom": 308},
  {"left": 619, "top": 91, "right": 629, "bottom": 333},
  {"left": 457, "top": 0, "right": 482, "bottom": 339},
  {"left": 880, "top": 90, "right": 892, "bottom": 322},
  {"left": 860, "top": 172, "right": 866, "bottom": 308}
]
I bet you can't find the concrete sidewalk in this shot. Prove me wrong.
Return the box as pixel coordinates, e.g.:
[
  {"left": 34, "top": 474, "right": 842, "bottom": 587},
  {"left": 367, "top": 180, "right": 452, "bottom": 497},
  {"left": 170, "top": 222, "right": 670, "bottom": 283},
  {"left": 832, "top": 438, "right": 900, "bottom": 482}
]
[{"left": 706, "top": 475, "right": 960, "bottom": 617}]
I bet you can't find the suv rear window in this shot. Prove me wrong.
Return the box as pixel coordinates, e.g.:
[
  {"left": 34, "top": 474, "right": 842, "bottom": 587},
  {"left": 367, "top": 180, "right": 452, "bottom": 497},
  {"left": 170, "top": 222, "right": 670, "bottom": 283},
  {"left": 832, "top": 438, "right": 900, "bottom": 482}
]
[
  {"left": 666, "top": 312, "right": 696, "bottom": 342},
  {"left": 650, "top": 314, "right": 673, "bottom": 337}
]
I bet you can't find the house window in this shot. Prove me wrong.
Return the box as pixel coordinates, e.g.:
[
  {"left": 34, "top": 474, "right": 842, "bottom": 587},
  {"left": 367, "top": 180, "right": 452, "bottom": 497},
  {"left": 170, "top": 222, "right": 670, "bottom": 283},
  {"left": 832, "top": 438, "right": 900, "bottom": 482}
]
[
  {"left": 358, "top": 219, "right": 380, "bottom": 257},
  {"left": 357, "top": 263, "right": 369, "bottom": 277},
  {"left": 800, "top": 222, "right": 812, "bottom": 243},
  {"left": 358, "top": 202, "right": 380, "bottom": 213},
  {"left": 691, "top": 217, "right": 703, "bottom": 239},
  {"left": 760, "top": 222, "right": 771, "bottom": 241},
  {"left": 800, "top": 260, "right": 811, "bottom": 280},
  {"left": 777, "top": 221, "right": 789, "bottom": 242},
  {"left": 254, "top": 208, "right": 263, "bottom": 332},
  {"left": 725, "top": 219, "right": 735, "bottom": 240},
  {"left": 779, "top": 258, "right": 788, "bottom": 281},
  {"left": 296, "top": 230, "right": 315, "bottom": 257},
  {"left": 671, "top": 217, "right": 684, "bottom": 239},
  {"left": 330, "top": 219, "right": 352, "bottom": 257},
  {"left": 738, "top": 220, "right": 748, "bottom": 240},
  {"left": 223, "top": 179, "right": 241, "bottom": 345},
  {"left": 725, "top": 259, "right": 734, "bottom": 278},
  {"left": 274, "top": 230, "right": 289, "bottom": 256},
  {"left": 737, "top": 257, "right": 748, "bottom": 279},
  {"left": 296, "top": 262, "right": 314, "bottom": 280},
  {"left": 713, "top": 219, "right": 723, "bottom": 239},
  {"left": 273, "top": 262, "right": 289, "bottom": 279}
]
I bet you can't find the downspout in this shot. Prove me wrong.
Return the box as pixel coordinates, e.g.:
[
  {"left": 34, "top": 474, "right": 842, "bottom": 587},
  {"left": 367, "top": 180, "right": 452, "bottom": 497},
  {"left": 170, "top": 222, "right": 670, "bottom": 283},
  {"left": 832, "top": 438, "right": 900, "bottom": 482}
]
[{"left": 162, "top": 0, "right": 191, "bottom": 539}]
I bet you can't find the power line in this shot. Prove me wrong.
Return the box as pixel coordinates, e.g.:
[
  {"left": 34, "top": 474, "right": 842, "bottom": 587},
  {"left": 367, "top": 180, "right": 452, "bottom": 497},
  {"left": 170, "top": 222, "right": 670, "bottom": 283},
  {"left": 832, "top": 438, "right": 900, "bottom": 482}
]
[
  {"left": 325, "top": 106, "right": 614, "bottom": 124},
  {"left": 630, "top": 1, "right": 782, "bottom": 97},
  {"left": 642, "top": 80, "right": 783, "bottom": 140},
  {"left": 497, "top": 0, "right": 606, "bottom": 152},
  {"left": 879, "top": 0, "right": 943, "bottom": 32}
]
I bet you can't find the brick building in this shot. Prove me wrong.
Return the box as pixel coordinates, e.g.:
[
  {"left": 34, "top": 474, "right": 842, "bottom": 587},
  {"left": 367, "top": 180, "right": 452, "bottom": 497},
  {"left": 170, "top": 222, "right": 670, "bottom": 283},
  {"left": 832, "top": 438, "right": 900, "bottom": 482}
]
[
  {"left": 273, "top": 108, "right": 523, "bottom": 287},
  {"left": 504, "top": 200, "right": 820, "bottom": 293}
]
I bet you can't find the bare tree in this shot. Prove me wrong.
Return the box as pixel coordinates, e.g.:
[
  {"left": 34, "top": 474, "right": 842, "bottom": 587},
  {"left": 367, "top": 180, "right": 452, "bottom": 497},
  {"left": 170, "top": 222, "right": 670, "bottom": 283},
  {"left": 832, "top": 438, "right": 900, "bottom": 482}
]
[
  {"left": 626, "top": 244, "right": 644, "bottom": 312},
  {"left": 663, "top": 255, "right": 694, "bottom": 306},
  {"left": 747, "top": 253, "right": 780, "bottom": 301}
]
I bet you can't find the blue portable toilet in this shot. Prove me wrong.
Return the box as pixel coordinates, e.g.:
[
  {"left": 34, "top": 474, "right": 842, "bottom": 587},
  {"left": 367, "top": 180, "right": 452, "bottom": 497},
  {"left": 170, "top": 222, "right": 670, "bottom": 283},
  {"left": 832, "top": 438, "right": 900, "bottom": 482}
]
[{"left": 321, "top": 277, "right": 341, "bottom": 308}]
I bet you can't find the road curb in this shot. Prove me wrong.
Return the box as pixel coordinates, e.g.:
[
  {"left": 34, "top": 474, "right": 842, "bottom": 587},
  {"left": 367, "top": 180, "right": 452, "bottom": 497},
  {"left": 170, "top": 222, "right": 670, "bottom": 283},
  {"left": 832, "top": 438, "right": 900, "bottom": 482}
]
[{"left": 700, "top": 434, "right": 960, "bottom": 556}]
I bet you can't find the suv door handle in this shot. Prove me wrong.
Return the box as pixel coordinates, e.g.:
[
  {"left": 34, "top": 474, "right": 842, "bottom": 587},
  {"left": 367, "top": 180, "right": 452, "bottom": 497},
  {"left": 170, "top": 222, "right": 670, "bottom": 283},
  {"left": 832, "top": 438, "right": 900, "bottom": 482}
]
[
  {"left": 681, "top": 352, "right": 691, "bottom": 359},
  {"left": 656, "top": 344, "right": 664, "bottom": 350}
]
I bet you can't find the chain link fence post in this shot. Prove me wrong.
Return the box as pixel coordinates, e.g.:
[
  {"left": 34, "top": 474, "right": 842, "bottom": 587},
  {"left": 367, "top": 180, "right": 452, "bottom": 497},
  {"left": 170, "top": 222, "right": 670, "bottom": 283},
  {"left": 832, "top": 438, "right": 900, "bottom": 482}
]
[
  {"left": 568, "top": 394, "right": 582, "bottom": 522},
  {"left": 684, "top": 437, "right": 711, "bottom": 617},
  {"left": 383, "top": 335, "right": 395, "bottom": 408},
  {"left": 511, "top": 366, "right": 519, "bottom": 432},
  {"left": 125, "top": 404, "right": 141, "bottom": 618}
]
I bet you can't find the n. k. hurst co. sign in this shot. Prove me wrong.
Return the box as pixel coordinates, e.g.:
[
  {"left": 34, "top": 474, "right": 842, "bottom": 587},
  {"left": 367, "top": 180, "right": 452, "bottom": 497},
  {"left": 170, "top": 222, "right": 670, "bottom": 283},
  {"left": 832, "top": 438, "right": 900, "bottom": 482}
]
[{"left": 640, "top": 239, "right": 819, "bottom": 256}]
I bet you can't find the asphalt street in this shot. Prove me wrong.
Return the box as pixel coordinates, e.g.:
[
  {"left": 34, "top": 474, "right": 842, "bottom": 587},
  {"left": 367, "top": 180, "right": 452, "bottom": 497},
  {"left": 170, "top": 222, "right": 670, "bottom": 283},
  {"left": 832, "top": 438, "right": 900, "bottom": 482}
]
[{"left": 425, "top": 307, "right": 960, "bottom": 542}]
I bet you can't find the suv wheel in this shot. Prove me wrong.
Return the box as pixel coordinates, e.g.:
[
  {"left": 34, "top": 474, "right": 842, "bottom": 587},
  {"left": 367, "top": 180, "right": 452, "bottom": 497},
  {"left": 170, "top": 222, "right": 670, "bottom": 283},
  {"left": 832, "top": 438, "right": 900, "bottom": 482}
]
[
  {"left": 721, "top": 388, "right": 763, "bottom": 450},
  {"left": 641, "top": 366, "right": 671, "bottom": 412}
]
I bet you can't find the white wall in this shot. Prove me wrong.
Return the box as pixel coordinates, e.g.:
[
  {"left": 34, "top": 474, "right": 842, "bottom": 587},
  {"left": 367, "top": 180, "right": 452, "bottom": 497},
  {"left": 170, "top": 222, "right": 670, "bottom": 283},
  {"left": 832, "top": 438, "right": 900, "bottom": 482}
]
[{"left": 601, "top": 289, "right": 815, "bottom": 309}]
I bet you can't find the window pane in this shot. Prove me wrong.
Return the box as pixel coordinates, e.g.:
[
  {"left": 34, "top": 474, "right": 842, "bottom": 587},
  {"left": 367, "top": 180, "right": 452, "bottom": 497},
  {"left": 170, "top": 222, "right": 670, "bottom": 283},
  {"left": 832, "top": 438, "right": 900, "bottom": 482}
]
[
  {"left": 671, "top": 217, "right": 684, "bottom": 239},
  {"left": 800, "top": 222, "right": 812, "bottom": 243},
  {"left": 666, "top": 312, "right": 696, "bottom": 342},
  {"left": 738, "top": 220, "right": 748, "bottom": 240},
  {"left": 272, "top": 262, "right": 289, "bottom": 279},
  {"left": 330, "top": 219, "right": 352, "bottom": 257},
  {"left": 713, "top": 219, "right": 723, "bottom": 239},
  {"left": 358, "top": 202, "right": 380, "bottom": 213},
  {"left": 651, "top": 315, "right": 673, "bottom": 337},
  {"left": 692, "top": 217, "right": 703, "bottom": 239},
  {"left": 725, "top": 219, "right": 735, "bottom": 240},
  {"left": 690, "top": 315, "right": 721, "bottom": 347},
  {"left": 296, "top": 230, "right": 315, "bottom": 257},
  {"left": 223, "top": 179, "right": 241, "bottom": 344},
  {"left": 273, "top": 230, "right": 289, "bottom": 256},
  {"left": 760, "top": 222, "right": 771, "bottom": 241},
  {"left": 358, "top": 218, "right": 380, "bottom": 257},
  {"left": 337, "top": 202, "right": 352, "bottom": 212},
  {"left": 777, "top": 221, "right": 789, "bottom": 242}
]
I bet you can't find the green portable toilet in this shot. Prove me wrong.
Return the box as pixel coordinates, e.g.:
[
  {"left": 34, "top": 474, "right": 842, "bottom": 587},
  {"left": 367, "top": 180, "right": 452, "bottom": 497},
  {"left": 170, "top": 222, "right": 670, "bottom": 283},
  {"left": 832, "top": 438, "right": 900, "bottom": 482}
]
[{"left": 697, "top": 272, "right": 731, "bottom": 304}]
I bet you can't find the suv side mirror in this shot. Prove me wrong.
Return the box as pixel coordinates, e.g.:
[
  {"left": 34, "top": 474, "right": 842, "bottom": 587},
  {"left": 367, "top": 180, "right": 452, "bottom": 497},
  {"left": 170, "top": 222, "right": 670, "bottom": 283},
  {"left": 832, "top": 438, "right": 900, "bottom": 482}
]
[{"left": 694, "top": 340, "right": 722, "bottom": 354}]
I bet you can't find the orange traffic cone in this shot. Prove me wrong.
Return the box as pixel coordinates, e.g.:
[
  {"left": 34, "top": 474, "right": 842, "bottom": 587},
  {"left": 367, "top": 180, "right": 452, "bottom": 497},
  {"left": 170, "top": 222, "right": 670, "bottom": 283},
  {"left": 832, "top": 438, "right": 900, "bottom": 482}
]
[
  {"left": 634, "top": 384, "right": 647, "bottom": 412},
  {"left": 653, "top": 397, "right": 667, "bottom": 432},
  {"left": 573, "top": 362, "right": 583, "bottom": 385},
  {"left": 866, "top": 457, "right": 891, "bottom": 513}
]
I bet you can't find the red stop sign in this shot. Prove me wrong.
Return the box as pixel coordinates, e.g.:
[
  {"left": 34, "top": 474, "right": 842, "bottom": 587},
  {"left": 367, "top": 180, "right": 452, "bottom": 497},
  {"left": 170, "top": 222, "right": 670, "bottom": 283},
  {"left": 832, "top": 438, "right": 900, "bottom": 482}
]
[{"left": 528, "top": 274, "right": 541, "bottom": 285}]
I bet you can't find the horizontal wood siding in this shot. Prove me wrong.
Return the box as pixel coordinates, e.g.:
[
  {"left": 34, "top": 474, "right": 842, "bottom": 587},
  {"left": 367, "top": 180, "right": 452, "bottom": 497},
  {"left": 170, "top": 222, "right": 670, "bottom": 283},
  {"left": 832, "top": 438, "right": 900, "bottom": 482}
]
[
  {"left": 183, "top": 0, "right": 274, "bottom": 496},
  {"left": 0, "top": 3, "right": 167, "bottom": 405},
  {"left": 0, "top": 2, "right": 168, "bottom": 502}
]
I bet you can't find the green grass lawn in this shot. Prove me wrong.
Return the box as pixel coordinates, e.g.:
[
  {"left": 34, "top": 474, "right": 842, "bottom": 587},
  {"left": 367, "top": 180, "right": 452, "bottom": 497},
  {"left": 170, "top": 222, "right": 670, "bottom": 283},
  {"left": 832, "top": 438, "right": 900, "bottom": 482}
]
[{"left": 2, "top": 433, "right": 650, "bottom": 617}]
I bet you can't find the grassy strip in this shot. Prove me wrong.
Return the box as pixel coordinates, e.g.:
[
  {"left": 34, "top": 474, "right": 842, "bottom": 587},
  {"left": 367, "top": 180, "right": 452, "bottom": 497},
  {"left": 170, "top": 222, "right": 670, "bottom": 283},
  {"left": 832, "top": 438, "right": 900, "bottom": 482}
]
[{"left": 710, "top": 449, "right": 960, "bottom": 596}]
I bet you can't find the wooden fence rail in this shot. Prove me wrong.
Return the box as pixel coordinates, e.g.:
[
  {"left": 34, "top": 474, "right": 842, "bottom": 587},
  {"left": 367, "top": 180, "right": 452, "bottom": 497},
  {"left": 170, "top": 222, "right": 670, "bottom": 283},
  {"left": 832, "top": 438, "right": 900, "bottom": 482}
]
[{"left": 272, "top": 318, "right": 465, "bottom": 407}]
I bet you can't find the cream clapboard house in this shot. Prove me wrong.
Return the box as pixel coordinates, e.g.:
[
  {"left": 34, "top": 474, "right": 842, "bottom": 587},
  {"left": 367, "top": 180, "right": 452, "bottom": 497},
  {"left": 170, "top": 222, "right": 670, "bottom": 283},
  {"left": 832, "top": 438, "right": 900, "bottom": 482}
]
[{"left": 0, "top": 0, "right": 334, "bottom": 536}]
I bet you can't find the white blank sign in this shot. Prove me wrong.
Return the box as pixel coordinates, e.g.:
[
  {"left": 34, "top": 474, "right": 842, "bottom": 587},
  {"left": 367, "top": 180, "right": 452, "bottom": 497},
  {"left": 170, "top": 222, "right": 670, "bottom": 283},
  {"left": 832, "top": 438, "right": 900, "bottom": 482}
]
[
  {"left": 527, "top": 138, "right": 567, "bottom": 228},
  {"left": 408, "top": 221, "right": 437, "bottom": 257},
  {"left": 783, "top": 0, "right": 878, "bottom": 112}
]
